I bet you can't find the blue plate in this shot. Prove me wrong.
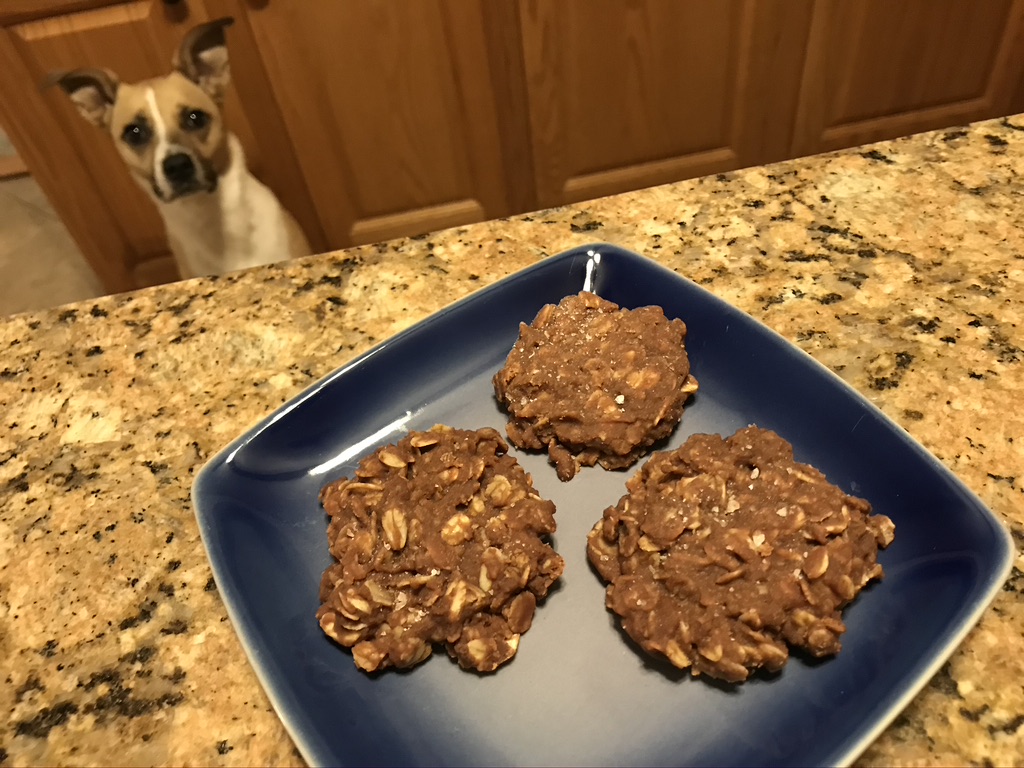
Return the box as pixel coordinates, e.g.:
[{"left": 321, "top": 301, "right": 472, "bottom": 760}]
[{"left": 193, "top": 244, "right": 1012, "bottom": 767}]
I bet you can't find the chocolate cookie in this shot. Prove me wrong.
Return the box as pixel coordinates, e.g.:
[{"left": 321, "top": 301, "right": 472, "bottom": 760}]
[
  {"left": 317, "top": 425, "right": 564, "bottom": 673},
  {"left": 493, "top": 291, "right": 698, "bottom": 481},
  {"left": 587, "top": 426, "right": 895, "bottom": 682}
]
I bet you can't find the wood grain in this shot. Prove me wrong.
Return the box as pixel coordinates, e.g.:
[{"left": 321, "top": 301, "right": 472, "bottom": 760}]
[
  {"left": 240, "top": 0, "right": 511, "bottom": 247},
  {"left": 792, "top": 0, "right": 1024, "bottom": 155},
  {"left": 15, "top": 1, "right": 176, "bottom": 266},
  {"left": 517, "top": 0, "right": 814, "bottom": 208},
  {"left": 350, "top": 198, "right": 484, "bottom": 246},
  {"left": 0, "top": 152, "right": 29, "bottom": 178},
  {"left": 479, "top": 0, "right": 538, "bottom": 215},
  {"left": 0, "top": 22, "right": 136, "bottom": 290},
  {"left": 202, "top": 0, "right": 328, "bottom": 254},
  {"left": 1, "top": 1, "right": 126, "bottom": 26}
]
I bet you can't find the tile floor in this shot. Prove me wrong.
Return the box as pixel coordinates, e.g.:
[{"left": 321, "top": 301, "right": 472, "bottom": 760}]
[{"left": 0, "top": 125, "right": 105, "bottom": 318}]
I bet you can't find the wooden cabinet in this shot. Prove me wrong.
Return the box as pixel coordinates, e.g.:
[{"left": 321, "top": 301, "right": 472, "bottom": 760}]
[
  {"left": 791, "top": 0, "right": 1024, "bottom": 155},
  {"left": 207, "top": 0, "right": 513, "bottom": 246},
  {"left": 3, "top": 0, "right": 1024, "bottom": 294},
  {"left": 0, "top": 1, "right": 171, "bottom": 290},
  {"left": 517, "top": 0, "right": 815, "bottom": 208}
]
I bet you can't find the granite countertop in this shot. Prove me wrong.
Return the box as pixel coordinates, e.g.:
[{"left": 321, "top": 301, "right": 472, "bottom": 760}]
[{"left": 2, "top": 116, "right": 1022, "bottom": 767}]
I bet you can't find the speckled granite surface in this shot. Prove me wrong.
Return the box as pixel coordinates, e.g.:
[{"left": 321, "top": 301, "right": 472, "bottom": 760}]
[{"left": 2, "top": 116, "right": 1023, "bottom": 767}]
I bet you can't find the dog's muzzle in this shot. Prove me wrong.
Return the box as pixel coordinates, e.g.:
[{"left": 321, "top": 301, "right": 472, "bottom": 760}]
[
  {"left": 163, "top": 152, "right": 195, "bottom": 185},
  {"left": 156, "top": 151, "right": 216, "bottom": 200}
]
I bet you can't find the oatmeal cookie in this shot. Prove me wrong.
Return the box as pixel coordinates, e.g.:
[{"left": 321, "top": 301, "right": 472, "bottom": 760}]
[
  {"left": 317, "top": 425, "right": 564, "bottom": 673},
  {"left": 493, "top": 291, "right": 698, "bottom": 481},
  {"left": 587, "top": 426, "right": 895, "bottom": 682}
]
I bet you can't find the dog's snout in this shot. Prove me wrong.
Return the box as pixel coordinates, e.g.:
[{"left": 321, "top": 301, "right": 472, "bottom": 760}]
[{"left": 162, "top": 153, "right": 196, "bottom": 184}]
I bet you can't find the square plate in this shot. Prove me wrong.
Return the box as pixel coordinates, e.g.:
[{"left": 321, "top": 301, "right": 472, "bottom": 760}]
[{"left": 193, "top": 244, "right": 1012, "bottom": 767}]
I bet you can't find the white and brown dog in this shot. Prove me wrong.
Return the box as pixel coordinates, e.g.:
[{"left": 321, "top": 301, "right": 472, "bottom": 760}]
[{"left": 48, "top": 17, "right": 309, "bottom": 279}]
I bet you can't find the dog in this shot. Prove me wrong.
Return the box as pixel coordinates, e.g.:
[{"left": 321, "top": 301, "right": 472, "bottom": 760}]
[{"left": 47, "top": 17, "right": 310, "bottom": 279}]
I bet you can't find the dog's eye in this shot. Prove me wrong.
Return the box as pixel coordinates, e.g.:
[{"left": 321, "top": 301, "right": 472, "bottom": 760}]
[
  {"left": 181, "top": 109, "right": 210, "bottom": 131},
  {"left": 121, "top": 121, "right": 151, "bottom": 147}
]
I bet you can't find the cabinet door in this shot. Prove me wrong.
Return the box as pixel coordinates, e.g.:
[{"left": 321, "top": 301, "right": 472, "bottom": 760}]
[
  {"left": 1, "top": 2, "right": 175, "bottom": 290},
  {"left": 791, "top": 0, "right": 1024, "bottom": 156},
  {"left": 0, "top": 0, "right": 320, "bottom": 291},
  {"left": 223, "top": 0, "right": 512, "bottom": 247},
  {"left": 517, "top": 0, "right": 814, "bottom": 208}
]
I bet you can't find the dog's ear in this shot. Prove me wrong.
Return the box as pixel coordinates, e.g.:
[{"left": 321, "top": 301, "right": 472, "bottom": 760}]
[
  {"left": 174, "top": 16, "right": 234, "bottom": 103},
  {"left": 43, "top": 68, "right": 120, "bottom": 128}
]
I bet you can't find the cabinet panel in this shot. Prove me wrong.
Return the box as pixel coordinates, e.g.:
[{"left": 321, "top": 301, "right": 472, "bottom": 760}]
[
  {"left": 239, "top": 0, "right": 511, "bottom": 247},
  {"left": 0, "top": 2, "right": 126, "bottom": 25},
  {"left": 792, "top": 0, "right": 1024, "bottom": 155},
  {"left": 518, "top": 0, "right": 813, "bottom": 208},
  {"left": 0, "top": 24, "right": 135, "bottom": 289},
  {"left": 13, "top": 2, "right": 179, "bottom": 267}
]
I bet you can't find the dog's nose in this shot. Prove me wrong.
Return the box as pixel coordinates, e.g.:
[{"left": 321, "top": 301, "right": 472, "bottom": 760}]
[{"left": 162, "top": 153, "right": 195, "bottom": 184}]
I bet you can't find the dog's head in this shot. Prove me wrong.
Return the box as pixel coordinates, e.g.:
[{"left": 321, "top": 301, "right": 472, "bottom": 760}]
[{"left": 47, "top": 18, "right": 235, "bottom": 202}]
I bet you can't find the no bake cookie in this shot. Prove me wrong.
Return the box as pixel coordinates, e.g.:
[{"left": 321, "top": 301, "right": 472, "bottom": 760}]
[
  {"left": 317, "top": 425, "right": 564, "bottom": 673},
  {"left": 493, "top": 291, "right": 698, "bottom": 481},
  {"left": 587, "top": 426, "right": 895, "bottom": 682}
]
